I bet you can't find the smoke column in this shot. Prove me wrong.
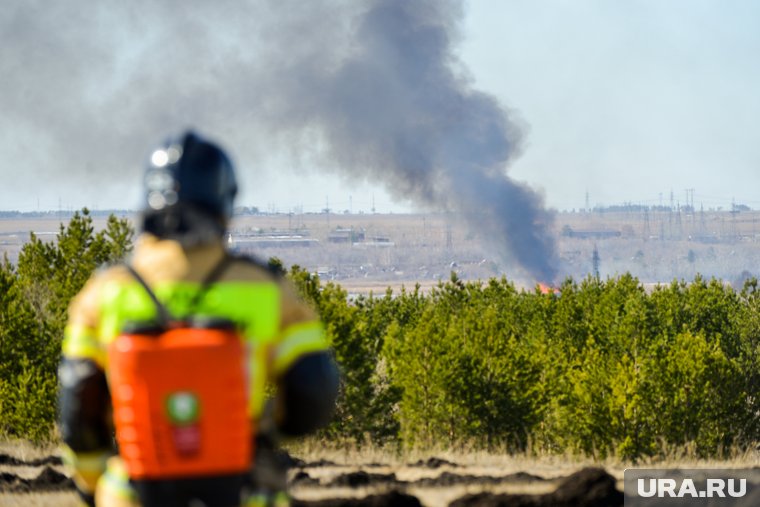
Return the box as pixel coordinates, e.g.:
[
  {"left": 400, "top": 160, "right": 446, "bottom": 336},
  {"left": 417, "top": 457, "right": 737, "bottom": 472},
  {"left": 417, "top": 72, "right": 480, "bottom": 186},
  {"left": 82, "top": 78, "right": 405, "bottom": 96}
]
[
  {"left": 1, "top": 0, "right": 557, "bottom": 281},
  {"left": 258, "top": 0, "right": 557, "bottom": 281}
]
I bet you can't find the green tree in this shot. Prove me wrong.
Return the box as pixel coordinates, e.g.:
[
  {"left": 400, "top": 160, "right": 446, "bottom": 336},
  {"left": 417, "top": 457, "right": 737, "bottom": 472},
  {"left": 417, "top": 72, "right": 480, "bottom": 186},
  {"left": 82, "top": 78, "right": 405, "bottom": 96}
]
[{"left": 0, "top": 210, "right": 133, "bottom": 442}]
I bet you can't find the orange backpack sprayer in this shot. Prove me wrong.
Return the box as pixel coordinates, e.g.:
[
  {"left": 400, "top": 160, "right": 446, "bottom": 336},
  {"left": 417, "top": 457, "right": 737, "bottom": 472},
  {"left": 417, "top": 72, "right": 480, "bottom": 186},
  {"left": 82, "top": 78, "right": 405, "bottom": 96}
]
[{"left": 107, "top": 259, "right": 252, "bottom": 480}]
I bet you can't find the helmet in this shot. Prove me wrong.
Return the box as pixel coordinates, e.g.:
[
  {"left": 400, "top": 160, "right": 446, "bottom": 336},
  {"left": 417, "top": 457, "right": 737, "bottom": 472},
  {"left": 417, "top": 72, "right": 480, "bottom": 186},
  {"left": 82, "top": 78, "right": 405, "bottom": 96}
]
[
  {"left": 144, "top": 131, "right": 238, "bottom": 222},
  {"left": 142, "top": 131, "right": 238, "bottom": 241}
]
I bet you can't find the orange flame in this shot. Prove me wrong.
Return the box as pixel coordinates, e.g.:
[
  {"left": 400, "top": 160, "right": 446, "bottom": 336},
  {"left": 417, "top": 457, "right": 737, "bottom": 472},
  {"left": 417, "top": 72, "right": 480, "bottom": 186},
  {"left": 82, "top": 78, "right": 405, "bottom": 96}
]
[{"left": 537, "top": 283, "right": 560, "bottom": 296}]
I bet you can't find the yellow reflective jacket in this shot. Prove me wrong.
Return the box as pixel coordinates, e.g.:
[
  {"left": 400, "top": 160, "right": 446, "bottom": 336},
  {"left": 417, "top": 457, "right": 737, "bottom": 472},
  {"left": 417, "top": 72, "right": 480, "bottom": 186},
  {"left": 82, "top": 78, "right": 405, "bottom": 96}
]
[{"left": 62, "top": 233, "right": 328, "bottom": 420}]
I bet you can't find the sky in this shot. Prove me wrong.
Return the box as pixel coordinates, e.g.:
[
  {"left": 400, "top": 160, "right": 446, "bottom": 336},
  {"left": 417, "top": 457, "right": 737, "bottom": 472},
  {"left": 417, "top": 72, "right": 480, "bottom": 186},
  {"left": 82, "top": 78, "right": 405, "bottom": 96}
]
[{"left": 2, "top": 0, "right": 760, "bottom": 214}]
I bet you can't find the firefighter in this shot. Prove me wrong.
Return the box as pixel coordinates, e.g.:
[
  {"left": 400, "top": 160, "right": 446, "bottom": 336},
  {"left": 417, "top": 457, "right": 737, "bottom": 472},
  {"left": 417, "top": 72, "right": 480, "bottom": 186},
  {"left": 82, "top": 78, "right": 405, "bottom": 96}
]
[{"left": 58, "top": 131, "right": 339, "bottom": 507}]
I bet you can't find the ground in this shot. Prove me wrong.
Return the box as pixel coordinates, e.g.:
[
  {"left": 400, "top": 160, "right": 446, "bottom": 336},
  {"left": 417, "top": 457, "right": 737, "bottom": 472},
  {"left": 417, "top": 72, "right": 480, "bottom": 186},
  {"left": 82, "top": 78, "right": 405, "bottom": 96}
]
[{"left": 2, "top": 441, "right": 758, "bottom": 506}]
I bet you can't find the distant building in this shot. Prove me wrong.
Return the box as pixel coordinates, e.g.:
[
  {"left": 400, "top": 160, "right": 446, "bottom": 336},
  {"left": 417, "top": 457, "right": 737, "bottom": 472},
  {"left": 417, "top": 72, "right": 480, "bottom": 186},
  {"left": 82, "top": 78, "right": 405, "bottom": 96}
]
[
  {"left": 353, "top": 236, "right": 394, "bottom": 248},
  {"left": 228, "top": 233, "right": 318, "bottom": 248},
  {"left": 562, "top": 226, "right": 621, "bottom": 239},
  {"left": 328, "top": 227, "right": 365, "bottom": 244}
]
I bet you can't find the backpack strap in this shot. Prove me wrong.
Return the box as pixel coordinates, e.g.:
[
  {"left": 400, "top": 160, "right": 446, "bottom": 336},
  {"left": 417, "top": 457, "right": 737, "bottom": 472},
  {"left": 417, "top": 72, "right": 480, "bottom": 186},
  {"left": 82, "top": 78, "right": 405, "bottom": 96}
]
[
  {"left": 125, "top": 254, "right": 234, "bottom": 327},
  {"left": 184, "top": 254, "right": 234, "bottom": 316},
  {"left": 125, "top": 264, "right": 172, "bottom": 328}
]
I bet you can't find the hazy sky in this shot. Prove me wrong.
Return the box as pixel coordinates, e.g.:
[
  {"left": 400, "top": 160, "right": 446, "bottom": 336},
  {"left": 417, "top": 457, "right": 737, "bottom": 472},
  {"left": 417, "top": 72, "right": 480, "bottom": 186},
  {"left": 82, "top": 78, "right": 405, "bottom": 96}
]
[{"left": 2, "top": 0, "right": 759, "bottom": 213}]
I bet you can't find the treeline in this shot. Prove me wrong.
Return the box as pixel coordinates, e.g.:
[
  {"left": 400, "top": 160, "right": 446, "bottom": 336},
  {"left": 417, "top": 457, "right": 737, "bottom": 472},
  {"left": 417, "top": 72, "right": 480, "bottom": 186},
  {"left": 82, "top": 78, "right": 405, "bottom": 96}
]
[
  {"left": 297, "top": 270, "right": 759, "bottom": 459},
  {"left": 1, "top": 212, "right": 758, "bottom": 459}
]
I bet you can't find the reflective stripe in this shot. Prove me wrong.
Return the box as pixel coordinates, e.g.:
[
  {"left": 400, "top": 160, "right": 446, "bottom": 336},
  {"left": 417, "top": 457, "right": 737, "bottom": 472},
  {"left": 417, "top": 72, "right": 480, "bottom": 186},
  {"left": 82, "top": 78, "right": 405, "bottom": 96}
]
[
  {"left": 273, "top": 321, "right": 328, "bottom": 375},
  {"left": 62, "top": 448, "right": 111, "bottom": 472},
  {"left": 63, "top": 324, "right": 106, "bottom": 368},
  {"left": 243, "top": 492, "right": 290, "bottom": 507},
  {"left": 97, "top": 457, "right": 137, "bottom": 501},
  {"left": 248, "top": 343, "right": 269, "bottom": 417},
  {"left": 244, "top": 494, "right": 270, "bottom": 507},
  {"left": 62, "top": 447, "right": 110, "bottom": 492},
  {"left": 273, "top": 491, "right": 291, "bottom": 507}
]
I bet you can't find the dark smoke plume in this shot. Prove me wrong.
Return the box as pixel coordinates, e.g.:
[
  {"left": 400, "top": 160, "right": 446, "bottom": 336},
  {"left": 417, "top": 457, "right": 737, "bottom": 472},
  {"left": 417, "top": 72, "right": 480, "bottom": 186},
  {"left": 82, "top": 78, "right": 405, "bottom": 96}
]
[
  {"left": 1, "top": 0, "right": 557, "bottom": 281},
  {"left": 258, "top": 0, "right": 558, "bottom": 281}
]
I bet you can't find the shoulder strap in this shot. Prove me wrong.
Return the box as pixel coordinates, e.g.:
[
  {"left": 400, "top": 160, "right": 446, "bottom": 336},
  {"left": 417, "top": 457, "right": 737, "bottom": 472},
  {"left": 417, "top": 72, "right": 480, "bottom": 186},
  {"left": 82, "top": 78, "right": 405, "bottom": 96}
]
[
  {"left": 185, "top": 254, "right": 234, "bottom": 315},
  {"left": 125, "top": 254, "right": 234, "bottom": 327},
  {"left": 125, "top": 264, "right": 172, "bottom": 328}
]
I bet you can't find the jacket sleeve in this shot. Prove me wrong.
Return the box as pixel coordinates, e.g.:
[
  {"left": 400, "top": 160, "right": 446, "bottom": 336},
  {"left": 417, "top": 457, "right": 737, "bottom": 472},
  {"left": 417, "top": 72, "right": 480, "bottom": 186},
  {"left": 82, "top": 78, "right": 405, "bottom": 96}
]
[
  {"left": 59, "top": 273, "right": 113, "bottom": 497},
  {"left": 270, "top": 280, "right": 339, "bottom": 436},
  {"left": 62, "top": 274, "right": 109, "bottom": 368}
]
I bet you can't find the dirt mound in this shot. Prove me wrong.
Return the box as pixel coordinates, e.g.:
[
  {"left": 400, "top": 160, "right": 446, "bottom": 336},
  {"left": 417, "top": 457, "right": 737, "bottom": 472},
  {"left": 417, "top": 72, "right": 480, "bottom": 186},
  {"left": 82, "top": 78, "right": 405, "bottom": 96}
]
[
  {"left": 0, "top": 453, "right": 63, "bottom": 467},
  {"left": 327, "top": 471, "right": 398, "bottom": 487},
  {"left": 295, "top": 459, "right": 388, "bottom": 469},
  {"left": 322, "top": 470, "right": 547, "bottom": 489},
  {"left": 0, "top": 466, "right": 75, "bottom": 493},
  {"left": 449, "top": 467, "right": 622, "bottom": 507},
  {"left": 281, "top": 452, "right": 307, "bottom": 468},
  {"left": 414, "top": 471, "right": 547, "bottom": 488},
  {"left": 408, "top": 457, "right": 459, "bottom": 468},
  {"left": 293, "top": 491, "right": 422, "bottom": 507},
  {"left": 291, "top": 470, "right": 322, "bottom": 487},
  {"left": 303, "top": 459, "right": 339, "bottom": 468}
]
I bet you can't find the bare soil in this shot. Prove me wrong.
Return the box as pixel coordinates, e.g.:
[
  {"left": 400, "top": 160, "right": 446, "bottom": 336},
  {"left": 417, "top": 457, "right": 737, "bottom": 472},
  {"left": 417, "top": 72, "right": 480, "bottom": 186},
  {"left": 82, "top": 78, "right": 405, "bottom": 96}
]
[{"left": 0, "top": 450, "right": 624, "bottom": 507}]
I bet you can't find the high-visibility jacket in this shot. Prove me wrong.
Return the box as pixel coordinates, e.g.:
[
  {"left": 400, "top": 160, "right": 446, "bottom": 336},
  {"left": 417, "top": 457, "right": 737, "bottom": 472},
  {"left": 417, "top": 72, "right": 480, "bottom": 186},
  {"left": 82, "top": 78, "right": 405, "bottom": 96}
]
[{"left": 61, "top": 233, "right": 329, "bottom": 493}]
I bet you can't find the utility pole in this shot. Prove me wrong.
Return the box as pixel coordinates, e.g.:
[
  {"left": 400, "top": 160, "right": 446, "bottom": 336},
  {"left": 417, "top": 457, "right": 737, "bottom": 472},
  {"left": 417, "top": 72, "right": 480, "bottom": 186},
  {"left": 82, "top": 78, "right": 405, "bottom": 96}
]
[
  {"left": 684, "top": 188, "right": 694, "bottom": 237},
  {"left": 676, "top": 201, "right": 682, "bottom": 239},
  {"left": 668, "top": 190, "right": 674, "bottom": 239},
  {"left": 700, "top": 203, "right": 706, "bottom": 237},
  {"left": 643, "top": 208, "right": 650, "bottom": 241},
  {"left": 592, "top": 245, "right": 600, "bottom": 280},
  {"left": 685, "top": 188, "right": 695, "bottom": 225}
]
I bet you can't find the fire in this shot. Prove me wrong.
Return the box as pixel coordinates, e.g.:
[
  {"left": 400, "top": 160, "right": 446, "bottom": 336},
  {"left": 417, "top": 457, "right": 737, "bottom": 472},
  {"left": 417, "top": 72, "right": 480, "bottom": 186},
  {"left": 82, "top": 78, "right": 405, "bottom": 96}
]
[{"left": 537, "top": 283, "right": 560, "bottom": 296}]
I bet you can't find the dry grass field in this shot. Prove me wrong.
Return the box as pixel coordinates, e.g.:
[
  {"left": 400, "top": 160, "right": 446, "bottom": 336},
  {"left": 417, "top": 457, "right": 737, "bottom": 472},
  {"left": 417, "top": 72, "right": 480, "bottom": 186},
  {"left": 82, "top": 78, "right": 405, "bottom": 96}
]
[{"left": 1, "top": 439, "right": 758, "bottom": 506}]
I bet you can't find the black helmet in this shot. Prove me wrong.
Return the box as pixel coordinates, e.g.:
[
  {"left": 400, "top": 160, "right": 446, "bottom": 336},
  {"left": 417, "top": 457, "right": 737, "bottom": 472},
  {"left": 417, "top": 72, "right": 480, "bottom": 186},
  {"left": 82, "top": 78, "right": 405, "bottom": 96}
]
[{"left": 142, "top": 131, "right": 238, "bottom": 242}]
